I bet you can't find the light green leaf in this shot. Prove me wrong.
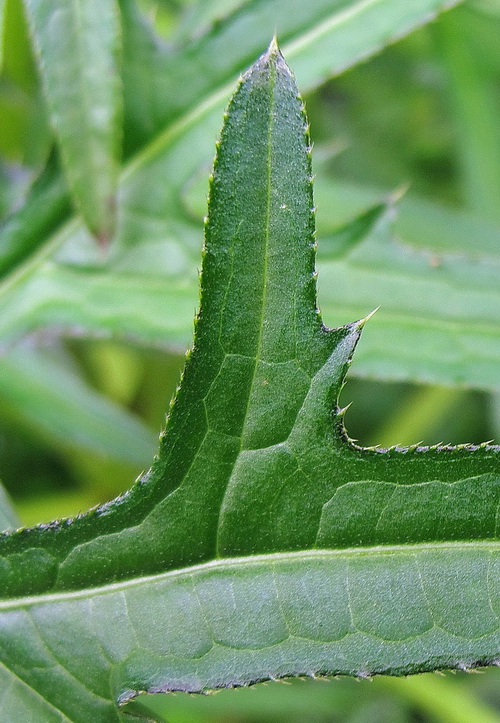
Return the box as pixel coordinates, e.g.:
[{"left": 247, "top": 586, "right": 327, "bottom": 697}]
[
  {"left": 23, "top": 0, "right": 122, "bottom": 240},
  {"left": 0, "top": 0, "right": 5, "bottom": 69},
  {"left": 0, "top": 42, "right": 499, "bottom": 722},
  {"left": 0, "top": 483, "right": 20, "bottom": 532},
  {"left": 0, "top": 0, "right": 51, "bottom": 166},
  {"left": 0, "top": 152, "right": 70, "bottom": 278},
  {"left": 120, "top": 0, "right": 463, "bottom": 148},
  {"left": 0, "top": 345, "right": 157, "bottom": 465}
]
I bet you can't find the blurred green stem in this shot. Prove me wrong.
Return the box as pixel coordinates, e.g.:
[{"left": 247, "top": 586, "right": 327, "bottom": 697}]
[
  {"left": 437, "top": 3, "right": 500, "bottom": 473},
  {"left": 0, "top": 481, "right": 21, "bottom": 531},
  {"left": 378, "top": 674, "right": 500, "bottom": 723},
  {"left": 370, "top": 385, "right": 459, "bottom": 447},
  {"left": 436, "top": 6, "right": 500, "bottom": 223}
]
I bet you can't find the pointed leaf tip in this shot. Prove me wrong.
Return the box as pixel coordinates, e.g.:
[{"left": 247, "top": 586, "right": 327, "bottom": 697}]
[
  {"left": 253, "top": 35, "right": 289, "bottom": 75},
  {"left": 357, "top": 306, "right": 380, "bottom": 329},
  {"left": 268, "top": 34, "right": 280, "bottom": 54}
]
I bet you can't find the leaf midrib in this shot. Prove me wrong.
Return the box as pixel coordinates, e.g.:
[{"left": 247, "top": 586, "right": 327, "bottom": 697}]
[
  {"left": 2, "top": 541, "right": 499, "bottom": 612},
  {"left": 214, "top": 47, "right": 277, "bottom": 555}
]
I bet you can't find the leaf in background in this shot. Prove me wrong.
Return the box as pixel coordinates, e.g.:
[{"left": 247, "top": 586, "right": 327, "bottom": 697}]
[
  {"left": 0, "top": 483, "right": 20, "bottom": 532},
  {"left": 436, "top": 4, "right": 500, "bottom": 224},
  {"left": 0, "top": 0, "right": 5, "bottom": 69},
  {"left": 0, "top": 344, "right": 157, "bottom": 466},
  {"left": 312, "top": 179, "right": 500, "bottom": 390},
  {"left": 0, "top": 150, "right": 70, "bottom": 278},
  {"left": 23, "top": 0, "right": 122, "bottom": 241},
  {"left": 0, "top": 43, "right": 499, "bottom": 722},
  {"left": 120, "top": 0, "right": 464, "bottom": 151},
  {"left": 176, "top": 0, "right": 247, "bottom": 43},
  {"left": 0, "top": 0, "right": 51, "bottom": 166}
]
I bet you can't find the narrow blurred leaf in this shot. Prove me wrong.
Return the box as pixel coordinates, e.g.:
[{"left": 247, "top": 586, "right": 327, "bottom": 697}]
[
  {"left": 316, "top": 202, "right": 388, "bottom": 260},
  {"left": 2, "top": 0, "right": 36, "bottom": 92},
  {"left": 0, "top": 151, "right": 70, "bottom": 278},
  {"left": 0, "top": 345, "right": 157, "bottom": 465},
  {"left": 0, "top": 0, "right": 51, "bottom": 165},
  {"left": 0, "top": 482, "right": 20, "bottom": 531},
  {"left": 436, "top": 4, "right": 500, "bottom": 223},
  {"left": 176, "top": 0, "right": 246, "bottom": 42},
  {"left": 23, "top": 0, "right": 122, "bottom": 240},
  {"left": 379, "top": 675, "right": 500, "bottom": 723}
]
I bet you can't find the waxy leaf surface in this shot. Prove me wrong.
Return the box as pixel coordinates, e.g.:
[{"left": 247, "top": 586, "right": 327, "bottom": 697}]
[{"left": 1, "top": 42, "right": 500, "bottom": 723}]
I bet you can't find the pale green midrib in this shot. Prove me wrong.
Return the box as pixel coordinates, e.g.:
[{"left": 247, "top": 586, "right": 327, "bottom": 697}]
[
  {"left": 282, "top": 0, "right": 462, "bottom": 87},
  {"left": 2, "top": 542, "right": 500, "bottom": 611},
  {"left": 214, "top": 50, "right": 277, "bottom": 555},
  {"left": 284, "top": 0, "right": 383, "bottom": 59}
]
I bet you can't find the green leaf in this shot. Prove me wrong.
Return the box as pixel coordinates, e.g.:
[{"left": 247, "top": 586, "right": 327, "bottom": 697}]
[
  {"left": 120, "top": 0, "right": 464, "bottom": 148},
  {"left": 23, "top": 0, "right": 122, "bottom": 240},
  {"left": 315, "top": 203, "right": 500, "bottom": 390},
  {"left": 436, "top": 4, "right": 500, "bottom": 223},
  {"left": 0, "top": 345, "right": 157, "bottom": 465},
  {"left": 0, "top": 483, "right": 20, "bottom": 532},
  {"left": 0, "top": 42, "right": 499, "bottom": 722},
  {"left": 0, "top": 0, "right": 51, "bottom": 166},
  {"left": 0, "top": 151, "right": 70, "bottom": 279},
  {"left": 0, "top": 0, "right": 5, "bottom": 69}
]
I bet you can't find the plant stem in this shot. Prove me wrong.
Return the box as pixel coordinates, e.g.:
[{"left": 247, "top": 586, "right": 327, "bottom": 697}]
[{"left": 377, "top": 674, "right": 500, "bottom": 723}]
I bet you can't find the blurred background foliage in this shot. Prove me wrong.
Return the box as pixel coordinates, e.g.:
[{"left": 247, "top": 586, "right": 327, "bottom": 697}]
[{"left": 1, "top": 0, "right": 500, "bottom": 720}]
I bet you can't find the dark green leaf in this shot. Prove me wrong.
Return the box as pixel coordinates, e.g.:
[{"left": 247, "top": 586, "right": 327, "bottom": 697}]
[{"left": 0, "top": 43, "right": 499, "bottom": 722}]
